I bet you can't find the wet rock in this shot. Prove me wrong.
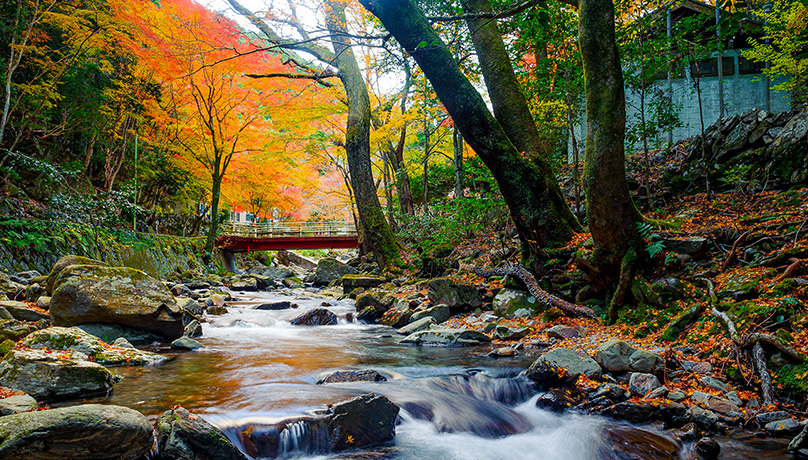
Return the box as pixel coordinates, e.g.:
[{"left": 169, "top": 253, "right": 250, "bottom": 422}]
[
  {"left": 316, "top": 369, "right": 387, "bottom": 384},
  {"left": 591, "top": 383, "right": 628, "bottom": 402},
  {"left": 400, "top": 327, "right": 491, "bottom": 346},
  {"left": 535, "top": 388, "right": 578, "bottom": 413},
  {"left": 113, "top": 337, "right": 135, "bottom": 349},
  {"left": 410, "top": 304, "right": 450, "bottom": 324},
  {"left": 44, "top": 255, "right": 107, "bottom": 294},
  {"left": 487, "top": 347, "right": 516, "bottom": 358},
  {"left": 687, "top": 406, "right": 719, "bottom": 429},
  {"left": 250, "top": 266, "right": 295, "bottom": 280},
  {"left": 427, "top": 278, "right": 482, "bottom": 312},
  {"left": 604, "top": 426, "right": 680, "bottom": 460},
  {"left": 0, "top": 404, "right": 153, "bottom": 460},
  {"left": 282, "top": 277, "right": 304, "bottom": 288},
  {"left": 184, "top": 319, "right": 203, "bottom": 338},
  {"left": 0, "top": 349, "right": 116, "bottom": 401},
  {"left": 0, "top": 320, "right": 37, "bottom": 343},
  {"left": 290, "top": 308, "right": 338, "bottom": 326},
  {"left": 546, "top": 325, "right": 579, "bottom": 340},
  {"left": 492, "top": 288, "right": 538, "bottom": 317},
  {"left": 645, "top": 386, "right": 669, "bottom": 400},
  {"left": 22, "top": 326, "right": 167, "bottom": 366},
  {"left": 77, "top": 323, "right": 163, "bottom": 347},
  {"left": 378, "top": 308, "right": 412, "bottom": 328},
  {"left": 171, "top": 337, "right": 205, "bottom": 350},
  {"left": 396, "top": 317, "right": 436, "bottom": 335},
  {"left": 766, "top": 418, "right": 800, "bottom": 433},
  {"left": 600, "top": 400, "right": 687, "bottom": 426},
  {"left": 694, "top": 437, "right": 721, "bottom": 460},
  {"left": 756, "top": 410, "right": 791, "bottom": 425},
  {"left": 50, "top": 264, "right": 183, "bottom": 339},
  {"left": 231, "top": 277, "right": 259, "bottom": 291},
  {"left": 629, "top": 373, "right": 661, "bottom": 397},
  {"left": 256, "top": 301, "right": 299, "bottom": 310},
  {"left": 671, "top": 422, "right": 700, "bottom": 443},
  {"left": 789, "top": 423, "right": 808, "bottom": 452},
  {"left": 493, "top": 325, "right": 531, "bottom": 341},
  {"left": 0, "top": 300, "right": 49, "bottom": 322},
  {"left": 177, "top": 297, "right": 203, "bottom": 317},
  {"left": 0, "top": 394, "right": 37, "bottom": 415},
  {"left": 207, "top": 305, "right": 228, "bottom": 315},
  {"left": 526, "top": 348, "right": 602, "bottom": 388},
  {"left": 328, "top": 394, "right": 399, "bottom": 451},
  {"left": 156, "top": 405, "right": 248, "bottom": 460},
  {"left": 207, "top": 294, "right": 226, "bottom": 307},
  {"left": 342, "top": 275, "right": 386, "bottom": 292},
  {"left": 313, "top": 258, "right": 359, "bottom": 287},
  {"left": 355, "top": 289, "right": 396, "bottom": 323},
  {"left": 668, "top": 389, "right": 687, "bottom": 402},
  {"left": 705, "top": 396, "right": 742, "bottom": 420}
]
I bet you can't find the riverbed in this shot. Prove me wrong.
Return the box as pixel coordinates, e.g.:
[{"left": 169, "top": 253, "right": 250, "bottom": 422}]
[{"left": 103, "top": 289, "right": 790, "bottom": 460}]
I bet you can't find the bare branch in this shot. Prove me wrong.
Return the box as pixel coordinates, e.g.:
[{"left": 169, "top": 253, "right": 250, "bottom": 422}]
[
  {"left": 426, "top": 0, "right": 577, "bottom": 23},
  {"left": 245, "top": 70, "right": 339, "bottom": 87}
]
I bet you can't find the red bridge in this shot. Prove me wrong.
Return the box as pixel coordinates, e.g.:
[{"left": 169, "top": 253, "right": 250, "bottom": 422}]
[{"left": 216, "top": 221, "right": 359, "bottom": 252}]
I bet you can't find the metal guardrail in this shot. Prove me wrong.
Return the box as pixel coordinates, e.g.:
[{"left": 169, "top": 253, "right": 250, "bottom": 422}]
[{"left": 220, "top": 221, "right": 357, "bottom": 238}]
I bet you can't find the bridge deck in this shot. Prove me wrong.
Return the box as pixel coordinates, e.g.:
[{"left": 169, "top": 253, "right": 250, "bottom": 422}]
[{"left": 216, "top": 221, "right": 359, "bottom": 252}]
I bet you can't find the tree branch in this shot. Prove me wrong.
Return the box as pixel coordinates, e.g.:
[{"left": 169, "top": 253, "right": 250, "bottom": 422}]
[
  {"left": 426, "top": 0, "right": 577, "bottom": 22},
  {"left": 245, "top": 70, "right": 339, "bottom": 87}
]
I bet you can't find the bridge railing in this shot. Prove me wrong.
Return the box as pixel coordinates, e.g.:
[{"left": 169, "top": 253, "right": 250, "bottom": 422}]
[{"left": 219, "top": 221, "right": 357, "bottom": 238}]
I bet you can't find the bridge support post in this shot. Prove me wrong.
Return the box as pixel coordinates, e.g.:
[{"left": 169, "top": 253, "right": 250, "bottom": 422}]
[{"left": 219, "top": 250, "right": 239, "bottom": 274}]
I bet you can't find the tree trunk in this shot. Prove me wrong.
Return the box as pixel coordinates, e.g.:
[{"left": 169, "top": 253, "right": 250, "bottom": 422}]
[
  {"left": 578, "top": 0, "right": 643, "bottom": 284},
  {"left": 393, "top": 65, "right": 415, "bottom": 215},
  {"left": 324, "top": 0, "right": 399, "bottom": 268},
  {"left": 358, "top": 0, "right": 579, "bottom": 264},
  {"left": 453, "top": 125, "right": 464, "bottom": 198},
  {"left": 206, "top": 170, "right": 222, "bottom": 252}
]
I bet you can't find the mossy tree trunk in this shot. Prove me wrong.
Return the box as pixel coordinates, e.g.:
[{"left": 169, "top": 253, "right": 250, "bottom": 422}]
[
  {"left": 358, "top": 0, "right": 580, "bottom": 267},
  {"left": 578, "top": 0, "right": 643, "bottom": 315},
  {"left": 324, "top": 1, "right": 400, "bottom": 268}
]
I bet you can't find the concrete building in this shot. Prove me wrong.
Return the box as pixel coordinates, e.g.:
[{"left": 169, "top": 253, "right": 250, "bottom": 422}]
[{"left": 571, "top": 0, "right": 791, "bottom": 153}]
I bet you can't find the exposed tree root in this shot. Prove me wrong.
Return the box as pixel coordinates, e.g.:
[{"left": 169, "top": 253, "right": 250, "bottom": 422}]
[
  {"left": 607, "top": 250, "right": 637, "bottom": 324},
  {"left": 720, "top": 231, "right": 749, "bottom": 273},
  {"left": 460, "top": 261, "right": 597, "bottom": 319},
  {"left": 774, "top": 257, "right": 801, "bottom": 283},
  {"left": 753, "top": 341, "right": 776, "bottom": 407}
]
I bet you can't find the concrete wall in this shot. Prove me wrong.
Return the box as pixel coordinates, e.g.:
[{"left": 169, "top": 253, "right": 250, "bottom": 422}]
[{"left": 570, "top": 49, "right": 792, "bottom": 155}]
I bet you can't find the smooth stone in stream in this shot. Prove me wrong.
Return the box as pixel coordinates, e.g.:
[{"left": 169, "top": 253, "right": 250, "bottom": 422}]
[
  {"left": 526, "top": 348, "right": 602, "bottom": 388},
  {"left": 0, "top": 404, "right": 152, "bottom": 460},
  {"left": 290, "top": 308, "right": 337, "bottom": 326},
  {"left": 603, "top": 426, "right": 680, "bottom": 460},
  {"left": 0, "top": 349, "right": 117, "bottom": 401},
  {"left": 399, "top": 327, "right": 491, "bottom": 346},
  {"left": 171, "top": 337, "right": 205, "bottom": 350},
  {"left": 156, "top": 406, "right": 248, "bottom": 460},
  {"left": 22, "top": 326, "right": 167, "bottom": 366},
  {"left": 397, "top": 317, "right": 435, "bottom": 335},
  {"left": 316, "top": 369, "right": 387, "bottom": 384}
]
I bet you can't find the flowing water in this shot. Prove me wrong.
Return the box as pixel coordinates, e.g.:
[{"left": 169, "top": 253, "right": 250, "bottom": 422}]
[{"left": 102, "top": 290, "right": 791, "bottom": 460}]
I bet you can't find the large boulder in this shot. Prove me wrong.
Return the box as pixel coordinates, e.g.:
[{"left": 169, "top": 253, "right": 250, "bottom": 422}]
[
  {"left": 492, "top": 288, "right": 539, "bottom": 317},
  {"left": 526, "top": 348, "right": 602, "bottom": 388},
  {"left": 355, "top": 289, "right": 396, "bottom": 323},
  {"left": 595, "top": 339, "right": 664, "bottom": 375},
  {"left": 290, "top": 308, "right": 337, "bottom": 326},
  {"left": 77, "top": 323, "right": 164, "bottom": 347},
  {"left": 227, "top": 393, "right": 398, "bottom": 458},
  {"left": 427, "top": 278, "right": 482, "bottom": 312},
  {"left": 0, "top": 404, "right": 153, "bottom": 460},
  {"left": 0, "top": 349, "right": 117, "bottom": 401},
  {"left": 50, "top": 264, "right": 183, "bottom": 339},
  {"left": 396, "top": 317, "right": 436, "bottom": 335},
  {"left": 21, "top": 327, "right": 167, "bottom": 366},
  {"left": 342, "top": 275, "right": 386, "bottom": 292},
  {"left": 409, "top": 304, "right": 451, "bottom": 324},
  {"left": 0, "top": 301, "right": 49, "bottom": 322},
  {"left": 45, "top": 255, "right": 107, "bottom": 294},
  {"left": 312, "top": 258, "right": 358, "bottom": 286},
  {"left": 155, "top": 406, "right": 249, "bottom": 460}
]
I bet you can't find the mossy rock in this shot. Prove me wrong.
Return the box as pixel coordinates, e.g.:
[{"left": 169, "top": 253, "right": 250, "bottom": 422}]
[
  {"left": 45, "top": 255, "right": 108, "bottom": 294},
  {"left": 772, "top": 363, "right": 808, "bottom": 397}
]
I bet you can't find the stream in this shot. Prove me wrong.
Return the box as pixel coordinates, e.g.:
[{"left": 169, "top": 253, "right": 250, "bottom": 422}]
[{"left": 102, "top": 290, "right": 791, "bottom": 460}]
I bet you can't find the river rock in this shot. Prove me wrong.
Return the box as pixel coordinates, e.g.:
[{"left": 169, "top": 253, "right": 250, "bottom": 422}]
[
  {"left": 488, "top": 347, "right": 516, "bottom": 358},
  {"left": 427, "top": 278, "right": 482, "bottom": 312},
  {"left": 313, "top": 258, "right": 359, "bottom": 287},
  {"left": 766, "top": 418, "right": 800, "bottom": 433},
  {"left": 600, "top": 400, "right": 687, "bottom": 426},
  {"left": 290, "top": 308, "right": 337, "bottom": 326},
  {"left": 591, "top": 383, "right": 628, "bottom": 402},
  {"left": 0, "top": 308, "right": 12, "bottom": 321},
  {"left": 22, "top": 326, "right": 167, "bottom": 366},
  {"left": 231, "top": 277, "right": 259, "bottom": 291},
  {"left": 171, "top": 283, "right": 193, "bottom": 297},
  {"left": 687, "top": 406, "right": 719, "bottom": 429},
  {"left": 77, "top": 323, "right": 164, "bottom": 346},
  {"left": 171, "top": 337, "right": 204, "bottom": 350},
  {"left": 526, "top": 348, "right": 602, "bottom": 388},
  {"left": 0, "top": 394, "right": 37, "bottom": 415},
  {"left": 535, "top": 388, "right": 578, "bottom": 413},
  {"left": 595, "top": 339, "right": 634, "bottom": 372},
  {"left": 788, "top": 422, "right": 808, "bottom": 452},
  {"left": 604, "top": 426, "right": 680, "bottom": 460},
  {"left": 397, "top": 317, "right": 436, "bottom": 335},
  {"left": 328, "top": 393, "right": 399, "bottom": 451},
  {"left": 378, "top": 307, "right": 412, "bottom": 328},
  {"left": 184, "top": 319, "right": 202, "bottom": 338},
  {"left": 755, "top": 410, "right": 790, "bottom": 425},
  {"left": 0, "top": 301, "right": 49, "bottom": 322},
  {"left": 0, "top": 349, "right": 116, "bottom": 401},
  {"left": 409, "top": 304, "right": 450, "bottom": 324},
  {"left": 546, "top": 325, "right": 579, "bottom": 340},
  {"left": 49, "top": 264, "right": 183, "bottom": 339},
  {"left": 0, "top": 404, "right": 152, "bottom": 460},
  {"left": 255, "top": 301, "right": 299, "bottom": 310},
  {"left": 0, "top": 320, "right": 37, "bottom": 343},
  {"left": 250, "top": 266, "right": 295, "bottom": 280},
  {"left": 699, "top": 376, "right": 728, "bottom": 392},
  {"left": 342, "top": 275, "right": 386, "bottom": 292},
  {"left": 44, "top": 255, "right": 107, "bottom": 293},
  {"left": 355, "top": 289, "right": 396, "bottom": 323},
  {"left": 156, "top": 406, "right": 248, "bottom": 460},
  {"left": 629, "top": 349, "right": 664, "bottom": 374},
  {"left": 24, "top": 283, "right": 45, "bottom": 304},
  {"left": 681, "top": 360, "right": 713, "bottom": 374},
  {"left": 399, "top": 327, "right": 491, "bottom": 346},
  {"left": 629, "top": 372, "right": 661, "bottom": 397},
  {"left": 493, "top": 325, "right": 531, "bottom": 341},
  {"left": 316, "top": 369, "right": 387, "bottom": 384},
  {"left": 695, "top": 437, "right": 721, "bottom": 460}
]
